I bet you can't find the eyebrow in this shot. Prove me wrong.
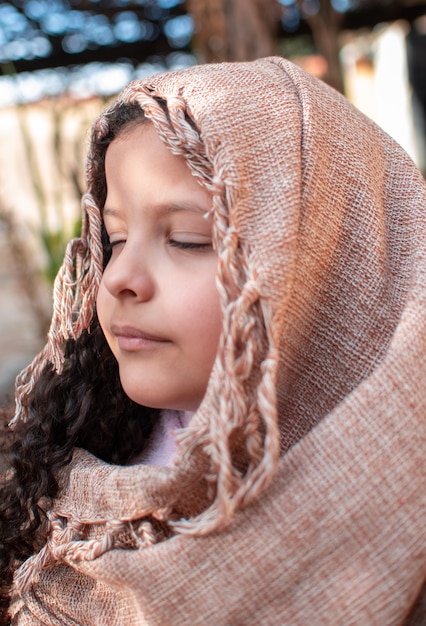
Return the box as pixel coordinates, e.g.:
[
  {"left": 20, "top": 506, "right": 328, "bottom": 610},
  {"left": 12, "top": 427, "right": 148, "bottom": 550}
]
[{"left": 103, "top": 202, "right": 209, "bottom": 218}]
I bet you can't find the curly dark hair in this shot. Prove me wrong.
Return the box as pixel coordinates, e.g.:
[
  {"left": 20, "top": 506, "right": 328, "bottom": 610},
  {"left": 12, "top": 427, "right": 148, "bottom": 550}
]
[{"left": 0, "top": 102, "right": 158, "bottom": 623}]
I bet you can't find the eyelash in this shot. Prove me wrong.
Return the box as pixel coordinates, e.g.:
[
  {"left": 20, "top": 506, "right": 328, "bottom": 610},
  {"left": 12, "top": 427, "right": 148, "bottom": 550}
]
[
  {"left": 109, "top": 240, "right": 125, "bottom": 249},
  {"left": 168, "top": 239, "right": 212, "bottom": 250},
  {"left": 107, "top": 239, "right": 211, "bottom": 251}
]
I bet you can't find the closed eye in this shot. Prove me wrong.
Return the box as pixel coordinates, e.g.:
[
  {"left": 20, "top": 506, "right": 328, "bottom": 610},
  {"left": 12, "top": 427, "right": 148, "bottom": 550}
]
[
  {"left": 110, "top": 239, "right": 126, "bottom": 248},
  {"left": 168, "top": 239, "right": 212, "bottom": 250}
]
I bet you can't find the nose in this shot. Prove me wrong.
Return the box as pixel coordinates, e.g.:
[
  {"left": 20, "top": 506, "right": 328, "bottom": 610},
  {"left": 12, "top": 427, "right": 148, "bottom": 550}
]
[{"left": 102, "top": 242, "right": 155, "bottom": 302}]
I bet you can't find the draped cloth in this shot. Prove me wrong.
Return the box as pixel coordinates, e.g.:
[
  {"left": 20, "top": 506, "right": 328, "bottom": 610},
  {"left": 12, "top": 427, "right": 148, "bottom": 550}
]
[{"left": 10, "top": 57, "right": 426, "bottom": 624}]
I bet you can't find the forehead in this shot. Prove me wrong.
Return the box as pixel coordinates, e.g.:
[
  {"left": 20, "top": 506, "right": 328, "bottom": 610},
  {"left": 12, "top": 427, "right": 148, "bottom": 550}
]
[
  {"left": 103, "top": 123, "right": 212, "bottom": 218},
  {"left": 105, "top": 123, "right": 185, "bottom": 175}
]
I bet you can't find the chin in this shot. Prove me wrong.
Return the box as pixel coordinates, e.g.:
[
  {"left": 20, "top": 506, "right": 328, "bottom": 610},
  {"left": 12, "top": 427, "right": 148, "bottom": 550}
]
[
  {"left": 118, "top": 372, "right": 205, "bottom": 412},
  {"left": 122, "top": 387, "right": 161, "bottom": 409}
]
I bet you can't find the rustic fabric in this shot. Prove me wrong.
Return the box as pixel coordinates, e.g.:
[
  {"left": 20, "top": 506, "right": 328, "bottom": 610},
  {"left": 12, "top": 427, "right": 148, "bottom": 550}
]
[{"left": 10, "top": 57, "right": 426, "bottom": 624}]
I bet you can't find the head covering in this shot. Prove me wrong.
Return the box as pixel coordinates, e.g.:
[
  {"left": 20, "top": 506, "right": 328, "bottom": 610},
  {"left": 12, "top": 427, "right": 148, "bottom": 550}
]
[{"left": 11, "top": 57, "right": 426, "bottom": 624}]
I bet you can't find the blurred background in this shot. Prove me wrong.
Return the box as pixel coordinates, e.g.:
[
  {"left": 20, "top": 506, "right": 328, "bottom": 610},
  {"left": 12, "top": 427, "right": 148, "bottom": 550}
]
[{"left": 0, "top": 0, "right": 425, "bottom": 406}]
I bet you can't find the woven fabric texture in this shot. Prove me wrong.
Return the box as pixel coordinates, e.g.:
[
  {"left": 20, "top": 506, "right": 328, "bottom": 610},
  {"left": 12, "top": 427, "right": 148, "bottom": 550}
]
[{"left": 10, "top": 57, "right": 426, "bottom": 625}]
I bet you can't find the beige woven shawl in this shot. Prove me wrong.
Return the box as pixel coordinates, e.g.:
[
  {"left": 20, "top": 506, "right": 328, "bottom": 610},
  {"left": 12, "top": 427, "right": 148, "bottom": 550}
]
[{"left": 11, "top": 57, "right": 426, "bottom": 625}]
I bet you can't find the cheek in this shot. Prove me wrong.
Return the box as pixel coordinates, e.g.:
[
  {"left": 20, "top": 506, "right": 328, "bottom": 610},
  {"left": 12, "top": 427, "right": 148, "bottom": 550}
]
[
  {"left": 96, "top": 280, "right": 111, "bottom": 338},
  {"left": 190, "top": 282, "right": 222, "bottom": 354}
]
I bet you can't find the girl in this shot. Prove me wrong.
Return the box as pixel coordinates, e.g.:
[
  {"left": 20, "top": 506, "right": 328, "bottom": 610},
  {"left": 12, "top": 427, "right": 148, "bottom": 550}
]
[{"left": 1, "top": 57, "right": 425, "bottom": 624}]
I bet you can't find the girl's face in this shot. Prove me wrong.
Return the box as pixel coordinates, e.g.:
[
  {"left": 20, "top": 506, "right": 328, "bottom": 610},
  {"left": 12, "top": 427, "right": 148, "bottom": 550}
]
[{"left": 97, "top": 123, "right": 222, "bottom": 412}]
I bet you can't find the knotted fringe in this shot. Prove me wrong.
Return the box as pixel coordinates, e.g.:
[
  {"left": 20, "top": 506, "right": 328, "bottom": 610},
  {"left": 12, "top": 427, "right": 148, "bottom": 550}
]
[
  {"left": 10, "top": 83, "right": 281, "bottom": 561},
  {"left": 13, "top": 514, "right": 158, "bottom": 594},
  {"left": 10, "top": 193, "right": 103, "bottom": 427}
]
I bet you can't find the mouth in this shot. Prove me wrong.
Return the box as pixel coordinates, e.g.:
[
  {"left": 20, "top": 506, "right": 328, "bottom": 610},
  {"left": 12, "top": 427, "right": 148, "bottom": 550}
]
[{"left": 111, "top": 324, "right": 169, "bottom": 351}]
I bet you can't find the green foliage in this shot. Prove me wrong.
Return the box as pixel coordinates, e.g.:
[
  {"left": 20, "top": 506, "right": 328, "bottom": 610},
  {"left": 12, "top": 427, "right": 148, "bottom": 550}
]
[
  {"left": 2, "top": 62, "right": 88, "bottom": 287},
  {"left": 39, "top": 218, "right": 82, "bottom": 284},
  {"left": 15, "top": 101, "right": 83, "bottom": 284},
  {"left": 0, "top": 62, "right": 94, "bottom": 335}
]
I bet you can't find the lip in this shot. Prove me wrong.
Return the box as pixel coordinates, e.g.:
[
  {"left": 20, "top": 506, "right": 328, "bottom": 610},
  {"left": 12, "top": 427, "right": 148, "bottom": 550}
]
[{"left": 111, "top": 324, "right": 169, "bottom": 351}]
